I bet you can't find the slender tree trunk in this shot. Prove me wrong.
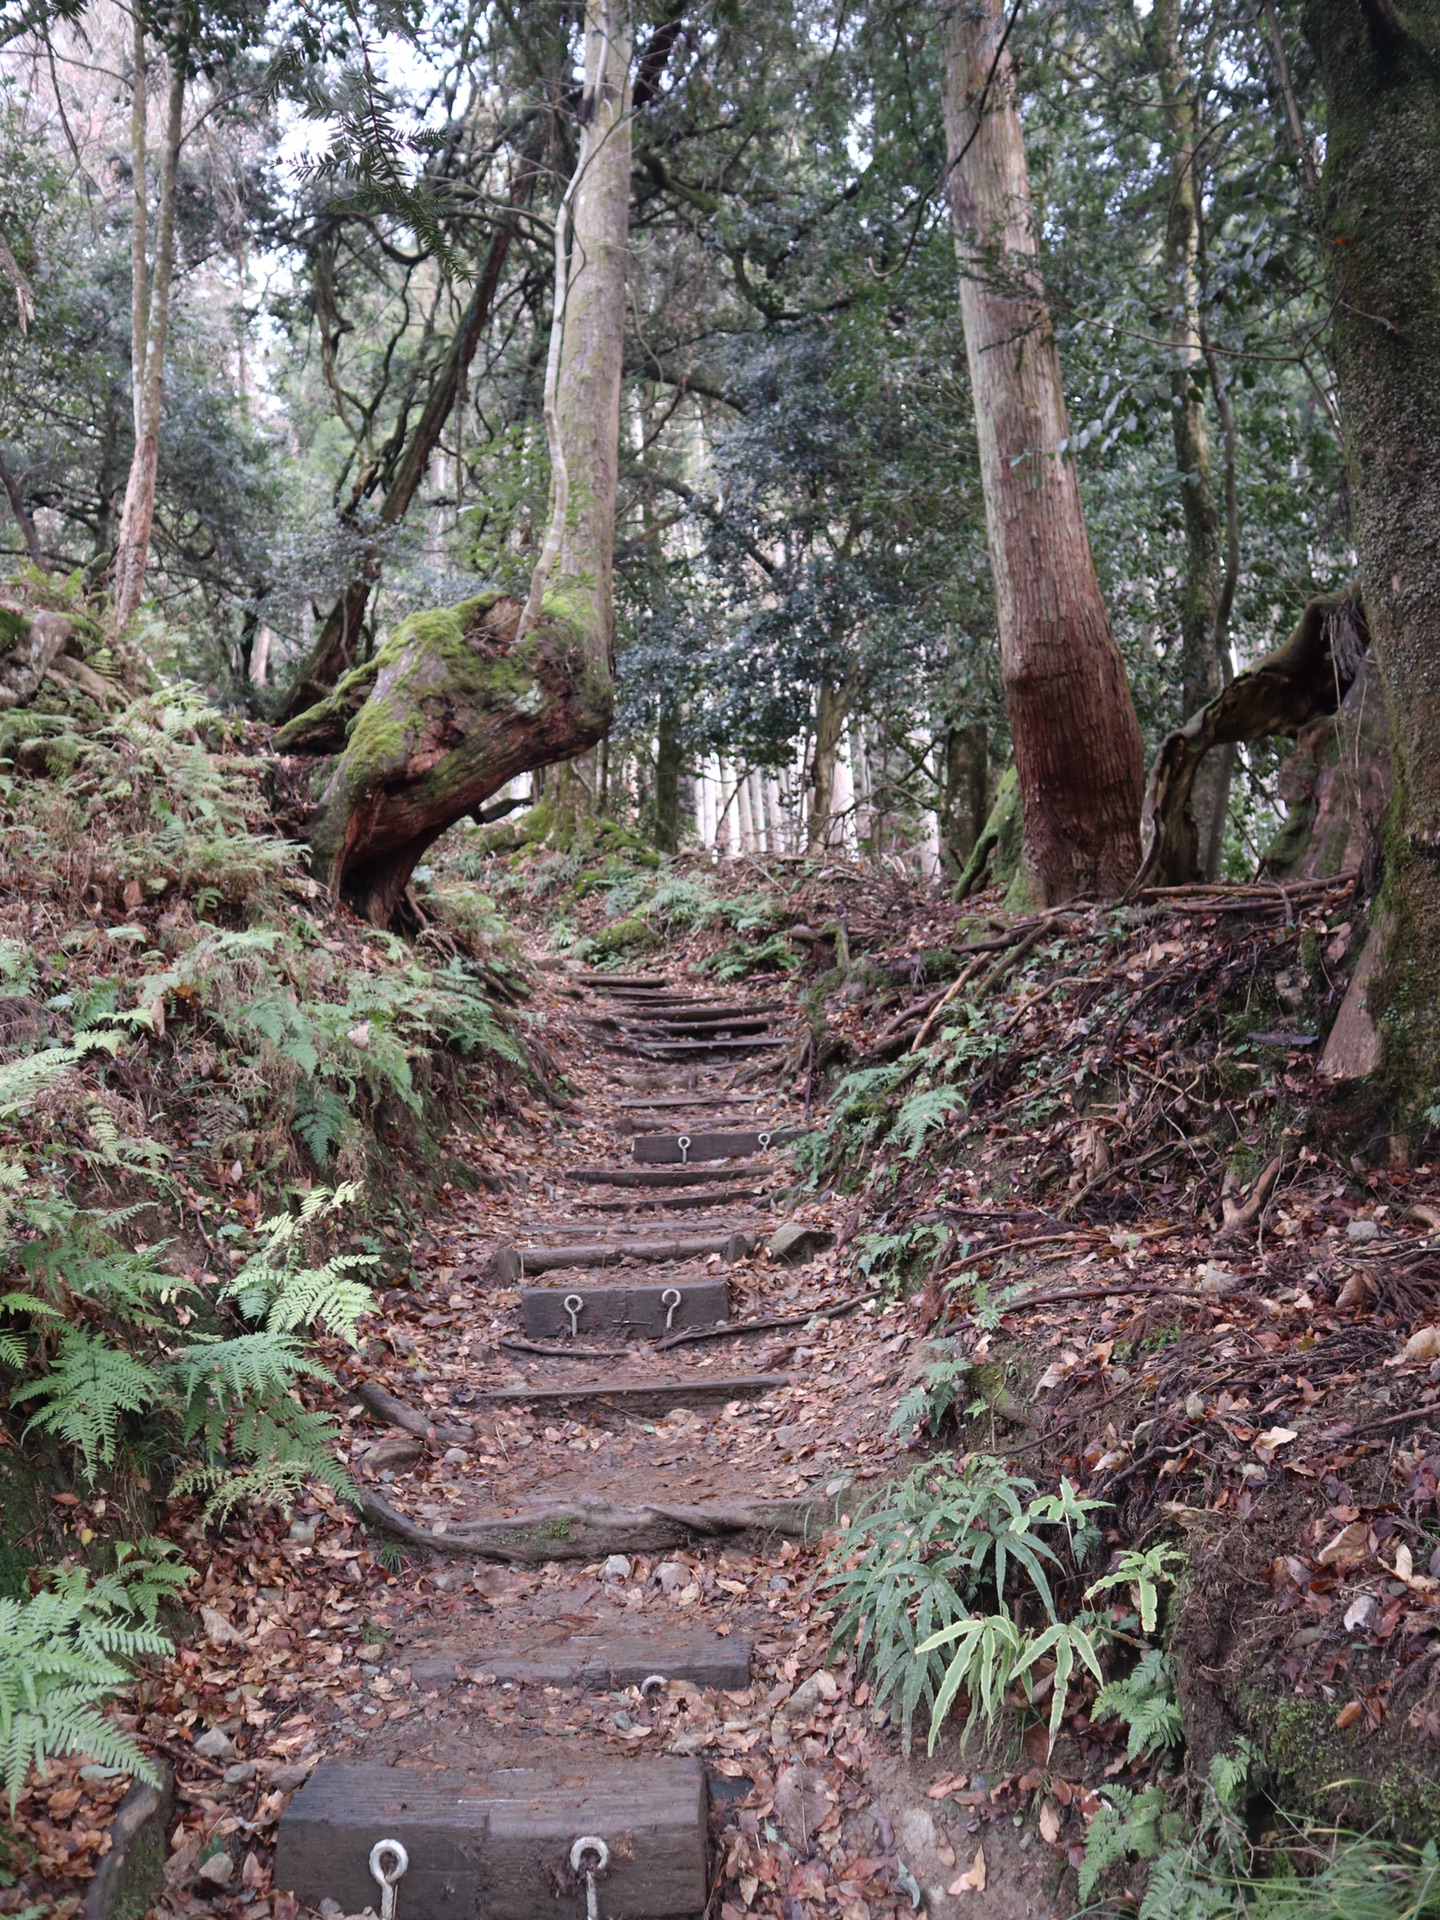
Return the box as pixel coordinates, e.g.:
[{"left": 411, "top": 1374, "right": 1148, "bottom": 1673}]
[
  {"left": 939, "top": 721, "right": 988, "bottom": 873},
  {"left": 807, "top": 676, "right": 850, "bottom": 852},
  {"left": 1301, "top": 0, "right": 1440, "bottom": 1111},
  {"left": 0, "top": 453, "right": 44, "bottom": 568},
  {"left": 937, "top": 0, "right": 1144, "bottom": 903},
  {"left": 1144, "top": 0, "right": 1231, "bottom": 877},
  {"left": 128, "top": 15, "right": 148, "bottom": 447},
  {"left": 276, "top": 134, "right": 547, "bottom": 721},
  {"left": 654, "top": 699, "right": 683, "bottom": 850},
  {"left": 112, "top": 45, "right": 186, "bottom": 626}
]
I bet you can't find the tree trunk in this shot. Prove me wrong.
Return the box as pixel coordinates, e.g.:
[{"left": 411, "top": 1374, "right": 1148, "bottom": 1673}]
[
  {"left": 275, "top": 132, "right": 547, "bottom": 722},
  {"left": 112, "top": 44, "right": 186, "bottom": 627},
  {"left": 807, "top": 677, "right": 850, "bottom": 853},
  {"left": 937, "top": 0, "right": 1144, "bottom": 904},
  {"left": 939, "top": 721, "right": 988, "bottom": 874},
  {"left": 1301, "top": 0, "right": 1440, "bottom": 1112},
  {"left": 283, "top": 0, "right": 632, "bottom": 926},
  {"left": 654, "top": 699, "right": 684, "bottom": 850},
  {"left": 1144, "top": 0, "right": 1232, "bottom": 878}
]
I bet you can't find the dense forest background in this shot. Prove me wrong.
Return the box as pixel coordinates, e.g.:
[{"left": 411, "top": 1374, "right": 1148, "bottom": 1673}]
[{"left": 0, "top": 0, "right": 1346, "bottom": 872}]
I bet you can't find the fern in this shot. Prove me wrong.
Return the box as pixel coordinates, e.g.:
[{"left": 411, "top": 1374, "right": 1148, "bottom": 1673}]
[
  {"left": 889, "top": 1086, "right": 964, "bottom": 1157},
  {"left": 0, "top": 1566, "right": 172, "bottom": 1809},
  {"left": 1093, "top": 1648, "right": 1185, "bottom": 1760},
  {"left": 10, "top": 1328, "right": 162, "bottom": 1474}
]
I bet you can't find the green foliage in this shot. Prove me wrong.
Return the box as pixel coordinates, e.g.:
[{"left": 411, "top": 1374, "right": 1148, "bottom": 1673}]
[
  {"left": 0, "top": 1547, "right": 189, "bottom": 1810},
  {"left": 1091, "top": 1648, "right": 1185, "bottom": 1762},
  {"left": 889, "top": 1342, "right": 972, "bottom": 1437},
  {"left": 1087, "top": 1542, "right": 1188, "bottom": 1637},
  {"left": 821, "top": 1456, "right": 1106, "bottom": 1751},
  {"left": 889, "top": 1086, "right": 965, "bottom": 1157},
  {"left": 853, "top": 1220, "right": 948, "bottom": 1293}
]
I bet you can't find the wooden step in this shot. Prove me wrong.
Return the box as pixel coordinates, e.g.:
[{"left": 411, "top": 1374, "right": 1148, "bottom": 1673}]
[
  {"left": 409, "top": 1629, "right": 751, "bottom": 1692},
  {"left": 568, "top": 1164, "right": 768, "bottom": 1188},
  {"left": 474, "top": 1372, "right": 789, "bottom": 1414},
  {"left": 633, "top": 1129, "right": 800, "bottom": 1165},
  {"left": 623, "top": 1037, "right": 785, "bottom": 1056},
  {"left": 622, "top": 1017, "right": 776, "bottom": 1037},
  {"left": 616, "top": 1093, "right": 764, "bottom": 1109},
  {"left": 586, "top": 1186, "right": 765, "bottom": 1212},
  {"left": 491, "top": 1231, "right": 752, "bottom": 1281},
  {"left": 519, "top": 1275, "right": 729, "bottom": 1338},
  {"left": 576, "top": 972, "right": 673, "bottom": 987},
  {"left": 275, "top": 1756, "right": 706, "bottom": 1920}
]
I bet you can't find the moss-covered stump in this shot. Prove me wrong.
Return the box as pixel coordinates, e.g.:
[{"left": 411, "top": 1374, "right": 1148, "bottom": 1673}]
[{"left": 279, "top": 592, "right": 611, "bottom": 926}]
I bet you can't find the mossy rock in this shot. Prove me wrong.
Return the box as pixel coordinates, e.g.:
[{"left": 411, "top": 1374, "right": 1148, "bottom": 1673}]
[{"left": 593, "top": 915, "right": 657, "bottom": 955}]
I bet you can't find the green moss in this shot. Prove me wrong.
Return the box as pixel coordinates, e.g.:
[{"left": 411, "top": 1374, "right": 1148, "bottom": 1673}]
[
  {"left": 593, "top": 915, "right": 656, "bottom": 955},
  {"left": 0, "top": 602, "right": 29, "bottom": 656},
  {"left": 1242, "top": 1689, "right": 1440, "bottom": 1845}
]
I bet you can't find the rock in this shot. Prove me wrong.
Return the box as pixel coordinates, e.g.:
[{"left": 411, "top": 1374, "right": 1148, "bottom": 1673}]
[
  {"left": 288, "top": 1519, "right": 317, "bottom": 1546},
  {"left": 1185, "top": 1392, "right": 1206, "bottom": 1420},
  {"left": 223, "top": 1762, "right": 256, "bottom": 1786},
  {"left": 197, "top": 1849, "right": 234, "bottom": 1888},
  {"left": 768, "top": 1575, "right": 792, "bottom": 1592},
  {"left": 894, "top": 1806, "right": 938, "bottom": 1863},
  {"left": 656, "top": 1561, "right": 688, "bottom": 1594},
  {"left": 442, "top": 1446, "right": 468, "bottom": 1465},
  {"left": 773, "top": 1668, "right": 839, "bottom": 1738},
  {"left": 268, "top": 1764, "right": 314, "bottom": 1792},
  {"left": 1396, "top": 1325, "right": 1440, "bottom": 1364},
  {"left": 193, "top": 1727, "right": 239, "bottom": 1764},
  {"left": 199, "top": 1606, "right": 245, "bottom": 1650},
  {"left": 766, "top": 1223, "right": 835, "bottom": 1265},
  {"left": 363, "top": 1433, "right": 424, "bottom": 1473},
  {"left": 1346, "top": 1217, "right": 1381, "bottom": 1241},
  {"left": 357, "top": 1642, "right": 383, "bottom": 1663},
  {"left": 602, "top": 1554, "right": 633, "bottom": 1583},
  {"left": 1198, "top": 1263, "right": 1238, "bottom": 1295}
]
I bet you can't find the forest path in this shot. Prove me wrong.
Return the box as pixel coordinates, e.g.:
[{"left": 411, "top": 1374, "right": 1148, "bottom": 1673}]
[{"left": 265, "top": 954, "right": 1053, "bottom": 1920}]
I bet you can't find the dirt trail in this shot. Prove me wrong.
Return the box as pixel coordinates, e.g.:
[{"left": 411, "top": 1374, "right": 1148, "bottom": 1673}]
[{"left": 257, "top": 950, "right": 1065, "bottom": 1920}]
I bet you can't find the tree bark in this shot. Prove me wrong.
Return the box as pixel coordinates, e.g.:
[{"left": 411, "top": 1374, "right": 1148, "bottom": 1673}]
[
  {"left": 807, "top": 676, "right": 850, "bottom": 852},
  {"left": 275, "top": 131, "right": 547, "bottom": 722},
  {"left": 112, "top": 40, "right": 186, "bottom": 627},
  {"left": 281, "top": 0, "right": 632, "bottom": 925},
  {"left": 1301, "top": 0, "right": 1440, "bottom": 1110},
  {"left": 937, "top": 0, "right": 1144, "bottom": 904},
  {"left": 654, "top": 698, "right": 684, "bottom": 850},
  {"left": 939, "top": 721, "right": 988, "bottom": 873},
  {"left": 1144, "top": 0, "right": 1232, "bottom": 878}
]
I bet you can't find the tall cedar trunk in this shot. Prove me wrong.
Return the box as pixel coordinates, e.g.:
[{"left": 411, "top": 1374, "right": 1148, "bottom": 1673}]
[
  {"left": 112, "top": 44, "right": 186, "bottom": 626},
  {"left": 654, "top": 699, "right": 683, "bottom": 851},
  {"left": 275, "top": 134, "right": 546, "bottom": 722},
  {"left": 289, "top": 0, "right": 631, "bottom": 925},
  {"left": 1144, "top": 0, "right": 1231, "bottom": 877},
  {"left": 807, "top": 676, "right": 850, "bottom": 853},
  {"left": 1302, "top": 0, "right": 1440, "bottom": 1110},
  {"left": 937, "top": 0, "right": 1144, "bottom": 903}
]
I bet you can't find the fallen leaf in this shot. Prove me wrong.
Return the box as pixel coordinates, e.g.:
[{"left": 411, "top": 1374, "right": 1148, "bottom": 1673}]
[
  {"left": 1336, "top": 1273, "right": 1367, "bottom": 1310},
  {"left": 1336, "top": 1699, "right": 1364, "bottom": 1730},
  {"left": 200, "top": 1606, "right": 245, "bottom": 1650},
  {"left": 1317, "top": 1521, "right": 1370, "bottom": 1571},
  {"left": 1344, "top": 1594, "right": 1376, "bottom": 1631},
  {"left": 1255, "top": 1427, "right": 1297, "bottom": 1451},
  {"left": 1394, "top": 1326, "right": 1440, "bottom": 1365},
  {"left": 947, "top": 1844, "right": 986, "bottom": 1895},
  {"left": 1039, "top": 1802, "right": 1062, "bottom": 1845}
]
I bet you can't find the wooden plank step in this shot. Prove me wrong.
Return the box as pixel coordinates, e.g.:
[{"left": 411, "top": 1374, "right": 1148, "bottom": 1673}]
[
  {"left": 408, "top": 1629, "right": 751, "bottom": 1692},
  {"left": 567, "top": 1165, "right": 768, "bottom": 1188},
  {"left": 576, "top": 972, "right": 673, "bottom": 988},
  {"left": 623, "top": 1038, "right": 786, "bottom": 1055},
  {"left": 586, "top": 1187, "right": 765, "bottom": 1212},
  {"left": 474, "top": 1373, "right": 789, "bottom": 1413},
  {"left": 622, "top": 1017, "right": 776, "bottom": 1036},
  {"left": 617, "top": 1112, "right": 771, "bottom": 1134},
  {"left": 491, "top": 1232, "right": 752, "bottom": 1281},
  {"left": 616, "top": 1093, "right": 764, "bottom": 1109},
  {"left": 634, "top": 1129, "right": 801, "bottom": 1165},
  {"left": 520, "top": 1275, "right": 729, "bottom": 1338},
  {"left": 275, "top": 1756, "right": 706, "bottom": 1920},
  {"left": 622, "top": 1002, "right": 786, "bottom": 1020}
]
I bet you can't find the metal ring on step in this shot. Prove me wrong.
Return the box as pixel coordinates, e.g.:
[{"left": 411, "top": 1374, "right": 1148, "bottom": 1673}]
[
  {"left": 661, "top": 1286, "right": 682, "bottom": 1330},
  {"left": 564, "top": 1292, "right": 584, "bottom": 1337},
  {"left": 570, "top": 1837, "right": 611, "bottom": 1875},
  {"left": 676, "top": 1134, "right": 691, "bottom": 1163},
  {"left": 369, "top": 1838, "right": 409, "bottom": 1920},
  {"left": 640, "top": 1673, "right": 666, "bottom": 1698},
  {"left": 757, "top": 1130, "right": 772, "bottom": 1149}
]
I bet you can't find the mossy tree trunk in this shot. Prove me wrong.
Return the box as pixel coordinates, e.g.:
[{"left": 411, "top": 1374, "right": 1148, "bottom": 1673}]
[
  {"left": 654, "top": 700, "right": 684, "bottom": 851},
  {"left": 807, "top": 676, "right": 851, "bottom": 853},
  {"left": 938, "top": 721, "right": 988, "bottom": 875},
  {"left": 278, "top": 0, "right": 633, "bottom": 926},
  {"left": 1302, "top": 0, "right": 1440, "bottom": 1113},
  {"left": 937, "top": 0, "right": 1145, "bottom": 904}
]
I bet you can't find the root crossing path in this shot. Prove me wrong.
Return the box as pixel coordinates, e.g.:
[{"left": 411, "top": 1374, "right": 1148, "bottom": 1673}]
[{"left": 269, "top": 956, "right": 1033, "bottom": 1920}]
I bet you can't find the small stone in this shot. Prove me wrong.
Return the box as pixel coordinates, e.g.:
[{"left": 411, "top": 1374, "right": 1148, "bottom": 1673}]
[
  {"left": 357, "top": 1642, "right": 383, "bottom": 1663},
  {"left": 197, "top": 1850, "right": 235, "bottom": 1888},
  {"left": 1347, "top": 1217, "right": 1381, "bottom": 1241},
  {"left": 200, "top": 1606, "right": 245, "bottom": 1650},
  {"left": 602, "top": 1554, "right": 633, "bottom": 1583},
  {"left": 766, "top": 1223, "right": 835, "bottom": 1266},
  {"left": 193, "top": 1727, "right": 239, "bottom": 1763},
  {"left": 364, "top": 1433, "right": 423, "bottom": 1473},
  {"left": 223, "top": 1761, "right": 256, "bottom": 1786},
  {"left": 1185, "top": 1392, "right": 1206, "bottom": 1420},
  {"left": 769, "top": 1575, "right": 792, "bottom": 1592},
  {"left": 287, "top": 1519, "right": 316, "bottom": 1546},
  {"left": 268, "top": 1764, "right": 314, "bottom": 1792},
  {"left": 1199, "top": 1263, "right": 1238, "bottom": 1295},
  {"left": 432, "top": 1569, "right": 459, "bottom": 1592},
  {"left": 442, "top": 1446, "right": 468, "bottom": 1465},
  {"left": 656, "top": 1560, "right": 687, "bottom": 1594}
]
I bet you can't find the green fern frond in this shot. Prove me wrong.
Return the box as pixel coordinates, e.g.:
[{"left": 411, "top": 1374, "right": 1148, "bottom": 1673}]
[
  {"left": 889, "top": 1086, "right": 964, "bottom": 1157},
  {"left": 11, "top": 1328, "right": 163, "bottom": 1475}
]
